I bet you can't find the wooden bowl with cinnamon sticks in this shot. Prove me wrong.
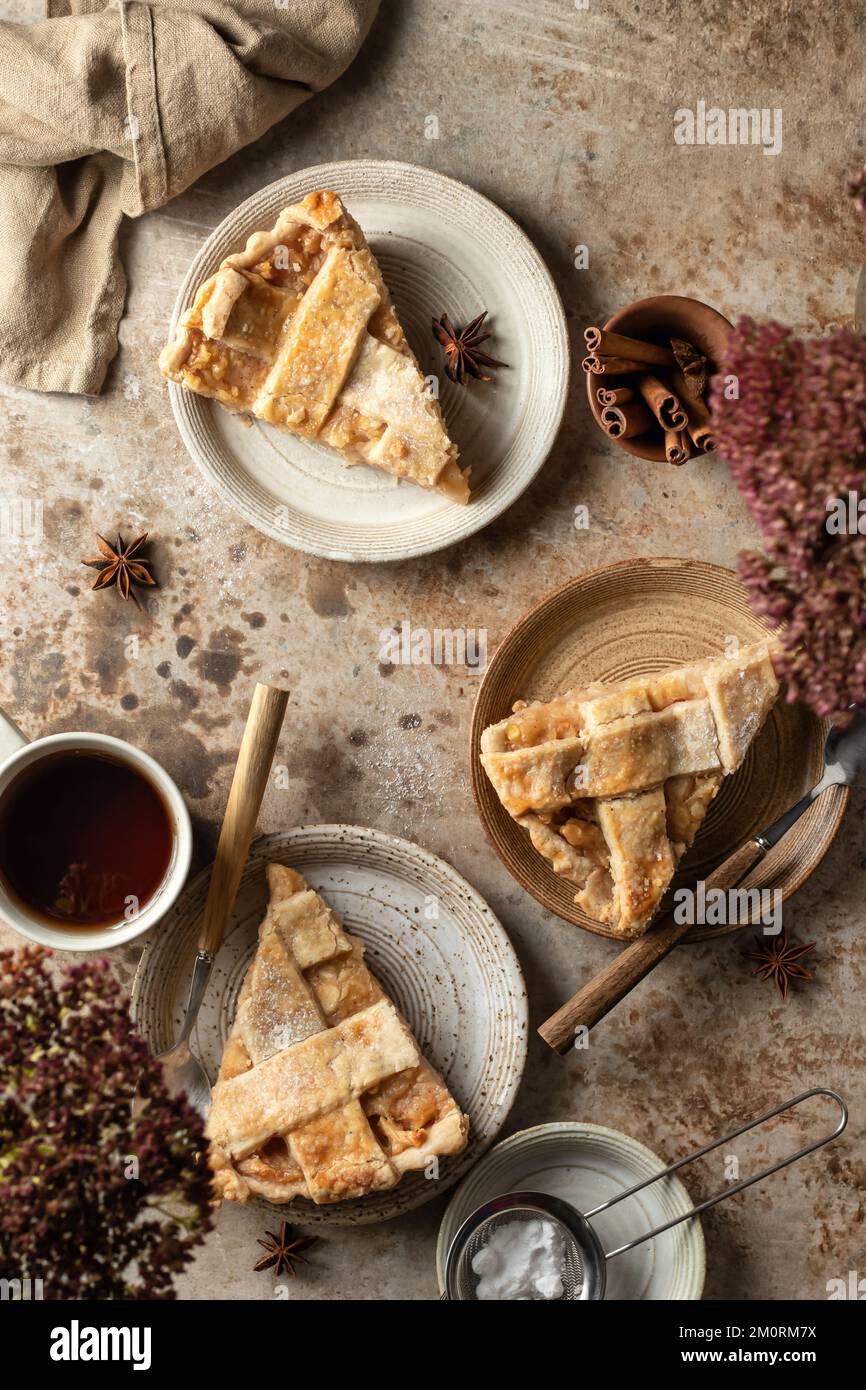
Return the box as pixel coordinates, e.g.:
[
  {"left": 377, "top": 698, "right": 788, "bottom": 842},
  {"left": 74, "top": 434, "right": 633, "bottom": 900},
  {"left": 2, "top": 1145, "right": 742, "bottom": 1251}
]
[{"left": 583, "top": 295, "right": 733, "bottom": 464}]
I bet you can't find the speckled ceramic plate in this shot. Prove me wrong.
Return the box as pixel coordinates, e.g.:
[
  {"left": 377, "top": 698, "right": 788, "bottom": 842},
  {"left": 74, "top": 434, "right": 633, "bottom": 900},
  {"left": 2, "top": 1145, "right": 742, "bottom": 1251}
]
[
  {"left": 470, "top": 558, "right": 848, "bottom": 940},
  {"left": 165, "top": 160, "right": 569, "bottom": 562},
  {"left": 132, "top": 825, "right": 528, "bottom": 1225},
  {"left": 436, "top": 1123, "right": 705, "bottom": 1300}
]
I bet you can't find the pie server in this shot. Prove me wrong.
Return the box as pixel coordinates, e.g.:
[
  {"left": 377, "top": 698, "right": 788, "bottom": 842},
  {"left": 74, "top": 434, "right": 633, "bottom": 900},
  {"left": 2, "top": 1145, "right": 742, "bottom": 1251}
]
[
  {"left": 442, "top": 1088, "right": 847, "bottom": 1299},
  {"left": 135, "top": 682, "right": 289, "bottom": 1114},
  {"left": 539, "top": 710, "right": 866, "bottom": 1054}
]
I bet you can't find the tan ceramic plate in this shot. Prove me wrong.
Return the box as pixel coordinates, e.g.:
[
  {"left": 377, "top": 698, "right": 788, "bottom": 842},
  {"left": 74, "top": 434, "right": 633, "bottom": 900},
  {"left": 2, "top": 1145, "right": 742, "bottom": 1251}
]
[
  {"left": 469, "top": 558, "right": 848, "bottom": 941},
  {"left": 132, "top": 825, "right": 527, "bottom": 1224},
  {"left": 166, "top": 161, "right": 569, "bottom": 562}
]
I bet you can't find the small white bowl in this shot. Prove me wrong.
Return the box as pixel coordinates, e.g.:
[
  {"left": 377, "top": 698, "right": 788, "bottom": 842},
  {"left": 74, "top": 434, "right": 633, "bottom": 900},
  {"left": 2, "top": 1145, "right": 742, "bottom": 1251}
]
[{"left": 437, "top": 1121, "right": 705, "bottom": 1300}]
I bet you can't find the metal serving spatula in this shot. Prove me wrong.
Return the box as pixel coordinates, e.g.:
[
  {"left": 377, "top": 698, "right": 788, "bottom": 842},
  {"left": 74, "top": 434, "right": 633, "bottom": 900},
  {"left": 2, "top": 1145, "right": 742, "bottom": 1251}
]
[
  {"left": 539, "top": 710, "right": 866, "bottom": 1054},
  {"left": 136, "top": 682, "right": 289, "bottom": 1112}
]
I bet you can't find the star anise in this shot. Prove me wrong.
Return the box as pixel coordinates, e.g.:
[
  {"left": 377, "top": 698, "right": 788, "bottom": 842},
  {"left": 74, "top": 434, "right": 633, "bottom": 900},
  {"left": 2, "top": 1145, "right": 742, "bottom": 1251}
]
[
  {"left": 432, "top": 311, "right": 507, "bottom": 384},
  {"left": 253, "top": 1221, "right": 317, "bottom": 1278},
  {"left": 671, "top": 337, "right": 708, "bottom": 397},
  {"left": 82, "top": 533, "right": 156, "bottom": 608},
  {"left": 750, "top": 932, "right": 815, "bottom": 1001}
]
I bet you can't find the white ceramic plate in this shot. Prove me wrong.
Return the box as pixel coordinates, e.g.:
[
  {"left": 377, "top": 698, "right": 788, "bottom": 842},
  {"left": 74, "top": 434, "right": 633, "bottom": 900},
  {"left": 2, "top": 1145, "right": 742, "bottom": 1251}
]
[
  {"left": 437, "top": 1123, "right": 705, "bottom": 1299},
  {"left": 165, "top": 160, "right": 569, "bottom": 561},
  {"left": 132, "top": 825, "right": 528, "bottom": 1225}
]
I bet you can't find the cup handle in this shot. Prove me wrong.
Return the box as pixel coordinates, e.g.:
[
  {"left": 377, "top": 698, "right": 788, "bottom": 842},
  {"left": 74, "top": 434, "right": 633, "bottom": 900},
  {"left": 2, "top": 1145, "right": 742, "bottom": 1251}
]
[{"left": 0, "top": 709, "right": 27, "bottom": 764}]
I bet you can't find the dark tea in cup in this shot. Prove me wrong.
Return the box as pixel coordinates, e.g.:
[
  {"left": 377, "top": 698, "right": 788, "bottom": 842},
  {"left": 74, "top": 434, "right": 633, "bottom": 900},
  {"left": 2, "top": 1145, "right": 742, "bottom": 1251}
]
[{"left": 0, "top": 750, "right": 174, "bottom": 927}]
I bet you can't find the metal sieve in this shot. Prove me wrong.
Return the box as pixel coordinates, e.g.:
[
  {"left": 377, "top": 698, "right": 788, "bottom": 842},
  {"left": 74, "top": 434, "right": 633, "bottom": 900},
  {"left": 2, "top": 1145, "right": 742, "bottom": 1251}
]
[{"left": 443, "top": 1088, "right": 848, "bottom": 1300}]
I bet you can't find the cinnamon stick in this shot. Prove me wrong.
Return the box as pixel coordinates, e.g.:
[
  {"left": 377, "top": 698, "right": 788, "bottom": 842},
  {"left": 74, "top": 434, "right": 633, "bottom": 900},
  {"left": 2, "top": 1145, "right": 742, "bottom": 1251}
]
[
  {"left": 669, "top": 368, "right": 711, "bottom": 423},
  {"left": 689, "top": 425, "right": 716, "bottom": 452},
  {"left": 669, "top": 369, "right": 716, "bottom": 452},
  {"left": 584, "top": 327, "right": 675, "bottom": 368},
  {"left": 637, "top": 373, "right": 688, "bottom": 431},
  {"left": 664, "top": 429, "right": 691, "bottom": 465},
  {"left": 582, "top": 354, "right": 649, "bottom": 375},
  {"left": 596, "top": 385, "right": 634, "bottom": 407},
  {"left": 600, "top": 400, "right": 655, "bottom": 440}
]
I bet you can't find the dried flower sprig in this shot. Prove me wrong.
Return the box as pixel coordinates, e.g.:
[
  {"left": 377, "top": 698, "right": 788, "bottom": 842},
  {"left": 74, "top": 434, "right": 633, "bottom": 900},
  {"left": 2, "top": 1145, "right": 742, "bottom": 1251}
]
[
  {"left": 0, "top": 947, "right": 212, "bottom": 1300},
  {"left": 710, "top": 317, "right": 866, "bottom": 725},
  {"left": 848, "top": 165, "right": 866, "bottom": 221}
]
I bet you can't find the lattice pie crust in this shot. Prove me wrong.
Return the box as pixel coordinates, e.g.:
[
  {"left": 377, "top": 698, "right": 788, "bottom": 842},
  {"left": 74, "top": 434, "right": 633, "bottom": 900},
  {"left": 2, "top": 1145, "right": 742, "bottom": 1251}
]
[
  {"left": 480, "top": 642, "right": 780, "bottom": 937},
  {"left": 160, "top": 191, "right": 469, "bottom": 502},
  {"left": 206, "top": 865, "right": 469, "bottom": 1205}
]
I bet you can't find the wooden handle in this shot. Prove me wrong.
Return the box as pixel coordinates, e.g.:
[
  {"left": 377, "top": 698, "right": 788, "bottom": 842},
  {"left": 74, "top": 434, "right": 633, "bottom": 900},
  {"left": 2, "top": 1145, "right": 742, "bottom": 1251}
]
[
  {"left": 197, "top": 683, "right": 289, "bottom": 956},
  {"left": 538, "top": 838, "right": 766, "bottom": 1055}
]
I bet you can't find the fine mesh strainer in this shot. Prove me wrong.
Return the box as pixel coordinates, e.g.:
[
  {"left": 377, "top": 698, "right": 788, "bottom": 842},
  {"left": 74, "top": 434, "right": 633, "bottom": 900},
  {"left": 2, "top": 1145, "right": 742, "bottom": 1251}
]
[{"left": 443, "top": 1088, "right": 847, "bottom": 1300}]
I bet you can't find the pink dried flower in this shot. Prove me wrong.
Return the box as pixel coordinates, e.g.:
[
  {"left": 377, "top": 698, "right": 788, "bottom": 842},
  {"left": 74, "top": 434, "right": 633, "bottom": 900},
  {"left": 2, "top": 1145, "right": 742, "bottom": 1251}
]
[
  {"left": 710, "top": 317, "right": 866, "bottom": 725},
  {"left": 848, "top": 165, "right": 866, "bottom": 221},
  {"left": 0, "top": 947, "right": 211, "bottom": 1299}
]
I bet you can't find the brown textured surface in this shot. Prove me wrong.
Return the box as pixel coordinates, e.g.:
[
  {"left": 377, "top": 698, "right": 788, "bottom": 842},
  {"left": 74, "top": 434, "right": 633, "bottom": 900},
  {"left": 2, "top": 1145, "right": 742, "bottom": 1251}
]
[
  {"left": 471, "top": 559, "right": 848, "bottom": 939},
  {"left": 1, "top": 0, "right": 864, "bottom": 1302}
]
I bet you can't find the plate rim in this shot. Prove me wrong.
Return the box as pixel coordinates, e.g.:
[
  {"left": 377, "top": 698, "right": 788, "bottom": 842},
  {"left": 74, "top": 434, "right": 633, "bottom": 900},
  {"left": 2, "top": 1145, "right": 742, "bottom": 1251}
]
[
  {"left": 165, "top": 158, "right": 570, "bottom": 562},
  {"left": 131, "top": 822, "right": 529, "bottom": 1225},
  {"left": 435, "top": 1118, "right": 706, "bottom": 1300},
  {"left": 469, "top": 556, "right": 849, "bottom": 940}
]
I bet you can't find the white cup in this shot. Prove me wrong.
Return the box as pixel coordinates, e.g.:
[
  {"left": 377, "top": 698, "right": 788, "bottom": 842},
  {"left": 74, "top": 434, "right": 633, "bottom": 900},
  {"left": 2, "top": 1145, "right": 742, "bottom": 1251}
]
[{"left": 0, "top": 710, "right": 192, "bottom": 952}]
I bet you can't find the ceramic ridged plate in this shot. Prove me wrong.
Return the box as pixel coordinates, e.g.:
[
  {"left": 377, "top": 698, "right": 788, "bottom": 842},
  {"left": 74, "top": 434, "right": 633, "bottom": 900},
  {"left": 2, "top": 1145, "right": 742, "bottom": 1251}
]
[
  {"left": 470, "top": 558, "right": 848, "bottom": 941},
  {"left": 132, "top": 825, "right": 527, "bottom": 1225},
  {"left": 165, "top": 160, "right": 569, "bottom": 562},
  {"left": 437, "top": 1123, "right": 705, "bottom": 1300}
]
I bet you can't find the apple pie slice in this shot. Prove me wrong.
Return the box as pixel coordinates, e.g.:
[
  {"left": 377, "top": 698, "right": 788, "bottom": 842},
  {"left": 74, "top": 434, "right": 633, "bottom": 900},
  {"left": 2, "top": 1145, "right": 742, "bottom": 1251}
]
[
  {"left": 206, "top": 864, "right": 469, "bottom": 1205},
  {"left": 160, "top": 191, "right": 469, "bottom": 502},
  {"left": 480, "top": 641, "right": 780, "bottom": 937}
]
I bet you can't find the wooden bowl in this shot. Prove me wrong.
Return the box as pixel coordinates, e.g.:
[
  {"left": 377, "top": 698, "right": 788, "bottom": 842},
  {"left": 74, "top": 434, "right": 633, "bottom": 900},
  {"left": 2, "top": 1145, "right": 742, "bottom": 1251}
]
[
  {"left": 470, "top": 558, "right": 848, "bottom": 942},
  {"left": 585, "top": 295, "right": 733, "bottom": 463}
]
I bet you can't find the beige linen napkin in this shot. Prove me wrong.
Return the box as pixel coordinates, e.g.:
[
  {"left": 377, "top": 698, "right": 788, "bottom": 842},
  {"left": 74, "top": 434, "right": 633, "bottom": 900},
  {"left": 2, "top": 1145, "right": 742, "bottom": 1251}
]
[{"left": 0, "top": 0, "right": 379, "bottom": 394}]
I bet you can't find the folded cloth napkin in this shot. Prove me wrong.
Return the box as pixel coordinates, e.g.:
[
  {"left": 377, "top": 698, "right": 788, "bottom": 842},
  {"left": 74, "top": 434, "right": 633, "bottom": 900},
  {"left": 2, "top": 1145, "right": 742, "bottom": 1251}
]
[{"left": 0, "top": 0, "right": 379, "bottom": 395}]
